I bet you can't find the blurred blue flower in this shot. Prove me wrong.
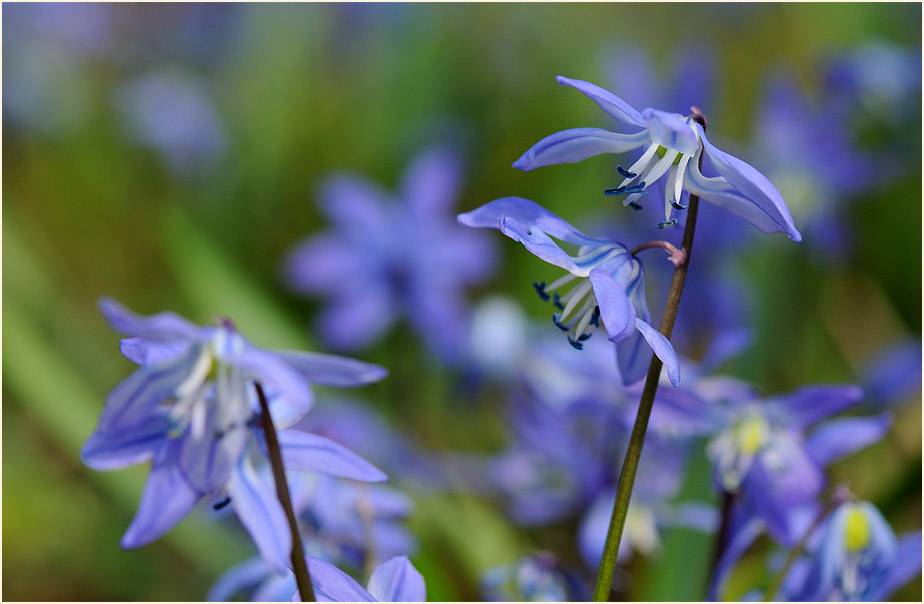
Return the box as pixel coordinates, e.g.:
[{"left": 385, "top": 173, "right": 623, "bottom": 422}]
[
  {"left": 703, "top": 381, "right": 888, "bottom": 544},
  {"left": 458, "top": 197, "right": 680, "bottom": 386},
  {"left": 794, "top": 501, "right": 921, "bottom": 601},
  {"left": 285, "top": 145, "right": 496, "bottom": 363},
  {"left": 114, "top": 69, "right": 227, "bottom": 176},
  {"left": 481, "top": 553, "right": 585, "bottom": 602},
  {"left": 82, "top": 298, "right": 388, "bottom": 571},
  {"left": 297, "top": 555, "right": 426, "bottom": 602},
  {"left": 860, "top": 338, "right": 923, "bottom": 408},
  {"left": 511, "top": 76, "right": 801, "bottom": 239}
]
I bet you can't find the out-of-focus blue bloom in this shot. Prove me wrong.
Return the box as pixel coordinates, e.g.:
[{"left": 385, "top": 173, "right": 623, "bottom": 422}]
[
  {"left": 82, "top": 298, "right": 388, "bottom": 572},
  {"left": 511, "top": 76, "right": 801, "bottom": 240},
  {"left": 481, "top": 553, "right": 585, "bottom": 602},
  {"left": 285, "top": 145, "right": 496, "bottom": 363},
  {"left": 578, "top": 439, "right": 717, "bottom": 566},
  {"left": 703, "top": 380, "right": 888, "bottom": 544},
  {"left": 795, "top": 501, "right": 921, "bottom": 601},
  {"left": 114, "top": 69, "right": 227, "bottom": 176},
  {"left": 466, "top": 295, "right": 531, "bottom": 381},
  {"left": 458, "top": 197, "right": 680, "bottom": 387},
  {"left": 750, "top": 71, "right": 882, "bottom": 260},
  {"left": 861, "top": 338, "right": 923, "bottom": 407}
]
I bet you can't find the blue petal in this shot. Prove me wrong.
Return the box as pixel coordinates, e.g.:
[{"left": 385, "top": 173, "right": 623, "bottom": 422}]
[
  {"left": 744, "top": 445, "right": 824, "bottom": 543},
  {"left": 119, "top": 337, "right": 191, "bottom": 365},
  {"left": 805, "top": 413, "right": 892, "bottom": 467},
  {"left": 870, "top": 531, "right": 923, "bottom": 601},
  {"left": 82, "top": 410, "right": 170, "bottom": 471},
  {"left": 662, "top": 502, "right": 719, "bottom": 532},
  {"left": 707, "top": 511, "right": 763, "bottom": 601},
  {"left": 862, "top": 338, "right": 923, "bottom": 406},
  {"left": 230, "top": 346, "right": 313, "bottom": 419},
  {"left": 641, "top": 109, "right": 699, "bottom": 155},
  {"left": 513, "top": 127, "right": 648, "bottom": 170},
  {"left": 458, "top": 197, "right": 607, "bottom": 247},
  {"left": 304, "top": 557, "right": 375, "bottom": 602},
  {"left": 275, "top": 350, "right": 388, "bottom": 388},
  {"left": 366, "top": 556, "right": 427, "bottom": 602},
  {"left": 684, "top": 170, "right": 794, "bottom": 235},
  {"left": 400, "top": 145, "right": 463, "bottom": 216},
  {"left": 255, "top": 428, "right": 388, "bottom": 483},
  {"left": 634, "top": 318, "right": 680, "bottom": 387},
  {"left": 178, "top": 411, "right": 249, "bottom": 493},
  {"left": 228, "top": 457, "right": 292, "bottom": 574},
  {"left": 770, "top": 384, "right": 864, "bottom": 429},
  {"left": 121, "top": 443, "right": 200, "bottom": 548},
  {"left": 499, "top": 216, "right": 584, "bottom": 274},
  {"left": 589, "top": 268, "right": 636, "bottom": 343},
  {"left": 696, "top": 126, "right": 802, "bottom": 241},
  {"left": 99, "top": 297, "right": 202, "bottom": 341},
  {"left": 317, "top": 174, "right": 392, "bottom": 239},
  {"left": 555, "top": 75, "right": 646, "bottom": 127},
  {"left": 207, "top": 557, "right": 273, "bottom": 602},
  {"left": 96, "top": 344, "right": 202, "bottom": 433}
]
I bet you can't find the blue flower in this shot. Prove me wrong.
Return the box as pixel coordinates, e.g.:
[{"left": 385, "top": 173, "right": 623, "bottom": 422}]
[
  {"left": 512, "top": 76, "right": 801, "bottom": 240},
  {"left": 458, "top": 196, "right": 680, "bottom": 386},
  {"left": 481, "top": 553, "right": 584, "bottom": 602},
  {"left": 82, "top": 298, "right": 388, "bottom": 571},
  {"left": 284, "top": 145, "right": 496, "bottom": 362},
  {"left": 795, "top": 501, "right": 921, "bottom": 601},
  {"left": 297, "top": 555, "right": 426, "bottom": 602}
]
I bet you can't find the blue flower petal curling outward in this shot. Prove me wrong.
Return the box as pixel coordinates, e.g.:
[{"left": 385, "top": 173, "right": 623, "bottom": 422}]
[
  {"left": 459, "top": 197, "right": 680, "bottom": 386},
  {"left": 512, "top": 76, "right": 801, "bottom": 240},
  {"left": 295, "top": 556, "right": 427, "bottom": 602}
]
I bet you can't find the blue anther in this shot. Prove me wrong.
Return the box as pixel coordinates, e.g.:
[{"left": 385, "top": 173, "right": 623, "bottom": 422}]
[
  {"left": 567, "top": 335, "right": 584, "bottom": 350},
  {"left": 590, "top": 306, "right": 601, "bottom": 327},
  {"left": 670, "top": 199, "right": 687, "bottom": 210},
  {"left": 533, "top": 281, "right": 550, "bottom": 302},
  {"left": 656, "top": 219, "right": 679, "bottom": 229},
  {"left": 617, "top": 165, "right": 637, "bottom": 178},
  {"left": 627, "top": 201, "right": 643, "bottom": 211},
  {"left": 624, "top": 182, "right": 647, "bottom": 194},
  {"left": 552, "top": 312, "right": 570, "bottom": 331},
  {"left": 604, "top": 186, "right": 627, "bottom": 196},
  {"left": 578, "top": 331, "right": 593, "bottom": 342},
  {"left": 213, "top": 495, "right": 232, "bottom": 510},
  {"left": 552, "top": 292, "right": 564, "bottom": 311}
]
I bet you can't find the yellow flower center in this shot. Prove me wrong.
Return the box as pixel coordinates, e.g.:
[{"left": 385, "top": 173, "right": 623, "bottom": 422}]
[
  {"left": 844, "top": 506, "right": 870, "bottom": 552},
  {"left": 736, "top": 414, "right": 768, "bottom": 455}
]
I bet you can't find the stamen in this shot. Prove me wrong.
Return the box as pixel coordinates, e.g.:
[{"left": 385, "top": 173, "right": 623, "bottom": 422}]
[
  {"left": 627, "top": 201, "right": 643, "bottom": 211},
  {"left": 590, "top": 306, "right": 600, "bottom": 327},
  {"left": 605, "top": 181, "right": 647, "bottom": 196},
  {"left": 670, "top": 199, "right": 687, "bottom": 210},
  {"left": 552, "top": 293, "right": 564, "bottom": 310},
  {"left": 558, "top": 279, "right": 593, "bottom": 322},
  {"left": 656, "top": 219, "right": 679, "bottom": 229},
  {"left": 617, "top": 165, "right": 637, "bottom": 178},
  {"left": 674, "top": 153, "right": 692, "bottom": 207},
  {"left": 567, "top": 335, "right": 584, "bottom": 350},
  {"left": 572, "top": 302, "right": 598, "bottom": 342},
  {"left": 533, "top": 281, "right": 550, "bottom": 302},
  {"left": 545, "top": 273, "right": 578, "bottom": 292},
  {"left": 552, "top": 312, "right": 571, "bottom": 331},
  {"left": 213, "top": 495, "right": 232, "bottom": 510}
]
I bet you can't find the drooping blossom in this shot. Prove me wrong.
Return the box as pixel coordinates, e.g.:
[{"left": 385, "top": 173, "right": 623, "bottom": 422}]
[
  {"left": 512, "top": 76, "right": 800, "bottom": 239},
  {"left": 458, "top": 197, "right": 680, "bottom": 386}
]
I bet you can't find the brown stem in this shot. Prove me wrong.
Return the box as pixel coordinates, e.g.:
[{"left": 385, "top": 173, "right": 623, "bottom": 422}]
[{"left": 255, "top": 382, "right": 315, "bottom": 602}]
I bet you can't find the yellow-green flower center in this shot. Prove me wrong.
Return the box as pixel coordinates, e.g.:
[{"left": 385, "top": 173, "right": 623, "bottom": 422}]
[
  {"left": 844, "top": 506, "right": 871, "bottom": 552},
  {"left": 736, "top": 414, "right": 769, "bottom": 455},
  {"left": 655, "top": 145, "right": 684, "bottom": 165}
]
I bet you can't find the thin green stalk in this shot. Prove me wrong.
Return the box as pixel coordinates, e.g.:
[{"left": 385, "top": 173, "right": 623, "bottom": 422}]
[
  {"left": 592, "top": 111, "right": 706, "bottom": 601},
  {"left": 255, "top": 382, "right": 316, "bottom": 602}
]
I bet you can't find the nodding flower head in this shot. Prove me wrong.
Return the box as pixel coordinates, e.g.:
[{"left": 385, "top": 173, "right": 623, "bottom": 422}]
[
  {"left": 459, "top": 197, "right": 680, "bottom": 387},
  {"left": 512, "top": 76, "right": 801, "bottom": 241}
]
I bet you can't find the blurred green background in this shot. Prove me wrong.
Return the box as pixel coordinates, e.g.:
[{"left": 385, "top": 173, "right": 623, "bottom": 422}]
[{"left": 3, "top": 3, "right": 920, "bottom": 601}]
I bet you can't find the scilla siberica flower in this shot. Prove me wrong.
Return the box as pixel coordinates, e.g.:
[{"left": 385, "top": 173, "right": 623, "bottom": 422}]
[
  {"left": 458, "top": 197, "right": 680, "bottom": 387},
  {"left": 81, "top": 298, "right": 388, "bottom": 572},
  {"left": 294, "top": 555, "right": 426, "bottom": 602},
  {"left": 513, "top": 76, "right": 801, "bottom": 240},
  {"left": 796, "top": 501, "right": 920, "bottom": 601}
]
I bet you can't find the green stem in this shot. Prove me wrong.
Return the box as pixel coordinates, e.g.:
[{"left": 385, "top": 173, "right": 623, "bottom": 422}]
[
  {"left": 255, "top": 382, "right": 316, "bottom": 602},
  {"left": 592, "top": 111, "right": 706, "bottom": 601}
]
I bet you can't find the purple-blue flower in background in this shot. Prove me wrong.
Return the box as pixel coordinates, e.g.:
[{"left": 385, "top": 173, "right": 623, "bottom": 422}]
[
  {"left": 512, "top": 76, "right": 801, "bottom": 240},
  {"left": 458, "top": 197, "right": 680, "bottom": 387},
  {"left": 794, "top": 501, "right": 921, "bottom": 601},
  {"left": 114, "top": 69, "right": 227, "bottom": 176},
  {"left": 82, "top": 298, "right": 388, "bottom": 572},
  {"left": 284, "top": 145, "right": 496, "bottom": 363},
  {"left": 296, "top": 555, "right": 426, "bottom": 602},
  {"left": 481, "top": 553, "right": 586, "bottom": 602}
]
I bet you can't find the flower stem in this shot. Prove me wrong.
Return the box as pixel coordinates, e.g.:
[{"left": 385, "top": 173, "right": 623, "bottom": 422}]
[
  {"left": 629, "top": 240, "right": 686, "bottom": 267},
  {"left": 255, "top": 382, "right": 316, "bottom": 602},
  {"left": 592, "top": 112, "right": 705, "bottom": 601}
]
